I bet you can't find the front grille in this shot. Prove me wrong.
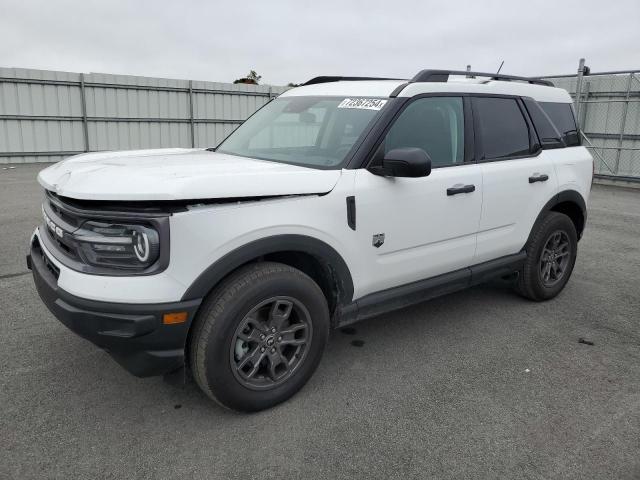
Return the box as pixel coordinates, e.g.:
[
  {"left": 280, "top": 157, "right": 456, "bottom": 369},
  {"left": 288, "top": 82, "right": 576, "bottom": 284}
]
[
  {"left": 46, "top": 191, "right": 83, "bottom": 229},
  {"left": 42, "top": 192, "right": 83, "bottom": 261},
  {"left": 48, "top": 199, "right": 81, "bottom": 229},
  {"left": 43, "top": 226, "right": 79, "bottom": 259}
]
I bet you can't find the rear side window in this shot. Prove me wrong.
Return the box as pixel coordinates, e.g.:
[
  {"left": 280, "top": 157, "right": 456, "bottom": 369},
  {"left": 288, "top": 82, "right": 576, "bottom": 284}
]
[
  {"left": 474, "top": 97, "right": 530, "bottom": 160},
  {"left": 539, "top": 102, "right": 580, "bottom": 146},
  {"left": 522, "top": 98, "right": 563, "bottom": 148}
]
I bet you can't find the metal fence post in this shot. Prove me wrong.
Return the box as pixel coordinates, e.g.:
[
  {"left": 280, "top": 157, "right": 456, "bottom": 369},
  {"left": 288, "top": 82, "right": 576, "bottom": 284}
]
[
  {"left": 574, "top": 58, "right": 585, "bottom": 128},
  {"left": 79, "top": 73, "right": 89, "bottom": 152},
  {"left": 614, "top": 73, "right": 633, "bottom": 174},
  {"left": 580, "top": 80, "right": 590, "bottom": 129},
  {"left": 188, "top": 80, "right": 195, "bottom": 148}
]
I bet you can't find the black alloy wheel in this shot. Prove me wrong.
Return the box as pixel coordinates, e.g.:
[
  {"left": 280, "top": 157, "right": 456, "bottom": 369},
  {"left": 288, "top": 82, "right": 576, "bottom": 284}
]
[
  {"left": 516, "top": 211, "right": 578, "bottom": 301},
  {"left": 190, "top": 262, "right": 330, "bottom": 412},
  {"left": 230, "top": 296, "right": 312, "bottom": 390},
  {"left": 539, "top": 230, "right": 571, "bottom": 287}
]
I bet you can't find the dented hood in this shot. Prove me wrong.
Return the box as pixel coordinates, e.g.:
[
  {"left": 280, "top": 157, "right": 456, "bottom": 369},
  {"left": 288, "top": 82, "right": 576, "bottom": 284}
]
[{"left": 37, "top": 148, "right": 342, "bottom": 201}]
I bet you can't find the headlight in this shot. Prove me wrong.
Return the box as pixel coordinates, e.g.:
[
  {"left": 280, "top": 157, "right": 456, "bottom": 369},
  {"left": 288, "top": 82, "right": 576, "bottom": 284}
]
[{"left": 75, "top": 221, "right": 160, "bottom": 270}]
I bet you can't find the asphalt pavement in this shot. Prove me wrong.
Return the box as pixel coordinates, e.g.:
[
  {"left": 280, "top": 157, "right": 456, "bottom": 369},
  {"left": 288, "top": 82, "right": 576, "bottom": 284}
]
[{"left": 1, "top": 164, "right": 639, "bottom": 479}]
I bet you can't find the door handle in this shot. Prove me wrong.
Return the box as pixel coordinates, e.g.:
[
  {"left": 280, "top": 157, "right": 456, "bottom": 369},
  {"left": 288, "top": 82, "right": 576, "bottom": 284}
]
[
  {"left": 529, "top": 174, "right": 549, "bottom": 183},
  {"left": 447, "top": 184, "right": 475, "bottom": 196}
]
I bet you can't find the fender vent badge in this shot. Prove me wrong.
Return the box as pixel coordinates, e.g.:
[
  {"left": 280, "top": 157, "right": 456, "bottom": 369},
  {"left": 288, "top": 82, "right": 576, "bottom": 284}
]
[{"left": 372, "top": 233, "right": 385, "bottom": 248}]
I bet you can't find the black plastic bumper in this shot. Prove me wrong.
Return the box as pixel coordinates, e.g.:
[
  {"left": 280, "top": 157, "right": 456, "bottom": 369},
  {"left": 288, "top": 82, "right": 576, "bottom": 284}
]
[{"left": 28, "top": 236, "right": 202, "bottom": 377}]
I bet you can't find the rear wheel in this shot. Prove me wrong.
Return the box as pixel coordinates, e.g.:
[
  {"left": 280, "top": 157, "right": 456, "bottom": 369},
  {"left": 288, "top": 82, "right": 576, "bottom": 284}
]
[
  {"left": 190, "top": 262, "right": 330, "bottom": 412},
  {"left": 516, "top": 212, "right": 578, "bottom": 301}
]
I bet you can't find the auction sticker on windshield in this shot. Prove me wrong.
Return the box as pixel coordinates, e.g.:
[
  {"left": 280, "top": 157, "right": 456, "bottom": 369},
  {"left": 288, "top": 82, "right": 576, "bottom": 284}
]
[{"left": 337, "top": 98, "right": 387, "bottom": 110}]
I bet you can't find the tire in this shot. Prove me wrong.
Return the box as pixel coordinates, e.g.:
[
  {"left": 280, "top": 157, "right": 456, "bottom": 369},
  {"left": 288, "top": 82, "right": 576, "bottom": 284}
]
[
  {"left": 190, "top": 261, "right": 330, "bottom": 412},
  {"left": 516, "top": 211, "right": 578, "bottom": 301}
]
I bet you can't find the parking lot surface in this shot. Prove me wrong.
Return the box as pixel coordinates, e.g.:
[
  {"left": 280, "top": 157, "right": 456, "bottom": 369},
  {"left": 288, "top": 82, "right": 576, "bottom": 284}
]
[{"left": 1, "top": 164, "right": 639, "bottom": 480}]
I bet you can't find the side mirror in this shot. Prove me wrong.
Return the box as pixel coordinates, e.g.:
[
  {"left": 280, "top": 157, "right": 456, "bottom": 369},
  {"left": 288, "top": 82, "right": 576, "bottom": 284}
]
[{"left": 370, "top": 147, "right": 432, "bottom": 178}]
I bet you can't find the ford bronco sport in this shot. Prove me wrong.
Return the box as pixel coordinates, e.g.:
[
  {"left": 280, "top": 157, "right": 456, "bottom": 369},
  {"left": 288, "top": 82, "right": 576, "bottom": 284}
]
[{"left": 28, "top": 69, "right": 593, "bottom": 411}]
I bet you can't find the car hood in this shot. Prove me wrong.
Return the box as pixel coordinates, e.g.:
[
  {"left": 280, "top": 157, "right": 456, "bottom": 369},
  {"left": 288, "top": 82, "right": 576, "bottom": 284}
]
[{"left": 37, "top": 148, "right": 342, "bottom": 201}]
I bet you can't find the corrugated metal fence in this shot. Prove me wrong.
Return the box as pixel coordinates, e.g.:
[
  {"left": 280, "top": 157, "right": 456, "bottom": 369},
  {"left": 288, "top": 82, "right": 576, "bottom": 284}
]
[
  {"left": 3, "top": 65, "right": 640, "bottom": 180},
  {"left": 543, "top": 65, "right": 640, "bottom": 179},
  {"left": 0, "top": 68, "right": 287, "bottom": 163}
]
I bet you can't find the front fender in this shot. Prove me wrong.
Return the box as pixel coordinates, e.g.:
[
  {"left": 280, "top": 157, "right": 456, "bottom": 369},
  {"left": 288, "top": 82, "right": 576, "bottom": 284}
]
[{"left": 180, "top": 234, "right": 354, "bottom": 303}]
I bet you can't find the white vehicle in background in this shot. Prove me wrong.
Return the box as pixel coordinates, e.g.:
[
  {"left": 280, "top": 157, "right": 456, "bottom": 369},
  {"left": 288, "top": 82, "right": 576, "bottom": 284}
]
[{"left": 29, "top": 69, "right": 593, "bottom": 411}]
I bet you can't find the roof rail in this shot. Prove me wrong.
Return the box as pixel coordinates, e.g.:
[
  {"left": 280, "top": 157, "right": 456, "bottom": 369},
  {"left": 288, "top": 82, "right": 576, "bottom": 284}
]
[
  {"left": 411, "top": 69, "right": 554, "bottom": 87},
  {"left": 302, "top": 76, "right": 404, "bottom": 86}
]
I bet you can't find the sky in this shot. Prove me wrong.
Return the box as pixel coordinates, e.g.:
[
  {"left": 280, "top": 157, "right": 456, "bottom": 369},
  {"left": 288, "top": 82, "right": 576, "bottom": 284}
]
[{"left": 1, "top": 0, "right": 638, "bottom": 86}]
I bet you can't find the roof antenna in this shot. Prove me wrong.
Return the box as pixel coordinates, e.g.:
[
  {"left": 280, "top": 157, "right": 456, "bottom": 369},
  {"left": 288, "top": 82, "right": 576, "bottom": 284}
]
[{"left": 496, "top": 60, "right": 504, "bottom": 74}]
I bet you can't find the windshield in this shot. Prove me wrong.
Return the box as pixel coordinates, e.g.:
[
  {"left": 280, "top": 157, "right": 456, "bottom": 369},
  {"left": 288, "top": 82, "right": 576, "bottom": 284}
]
[{"left": 216, "top": 96, "right": 387, "bottom": 169}]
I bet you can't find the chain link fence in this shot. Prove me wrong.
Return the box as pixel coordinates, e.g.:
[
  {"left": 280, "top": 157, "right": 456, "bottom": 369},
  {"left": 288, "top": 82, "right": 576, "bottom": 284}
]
[{"left": 541, "top": 62, "right": 640, "bottom": 180}]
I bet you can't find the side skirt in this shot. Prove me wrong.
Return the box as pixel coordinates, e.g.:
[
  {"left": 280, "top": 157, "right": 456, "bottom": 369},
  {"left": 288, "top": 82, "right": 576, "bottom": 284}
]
[{"left": 336, "top": 251, "right": 526, "bottom": 327}]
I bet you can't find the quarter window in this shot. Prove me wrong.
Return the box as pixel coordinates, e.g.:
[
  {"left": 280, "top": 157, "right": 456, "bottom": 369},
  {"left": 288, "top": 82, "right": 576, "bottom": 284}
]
[
  {"left": 523, "top": 98, "right": 563, "bottom": 148},
  {"left": 382, "top": 97, "right": 464, "bottom": 168},
  {"left": 475, "top": 97, "right": 530, "bottom": 160},
  {"left": 539, "top": 102, "right": 580, "bottom": 146}
]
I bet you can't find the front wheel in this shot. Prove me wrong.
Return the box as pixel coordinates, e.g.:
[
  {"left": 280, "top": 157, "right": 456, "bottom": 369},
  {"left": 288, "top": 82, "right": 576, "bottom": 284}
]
[
  {"left": 190, "top": 262, "right": 330, "bottom": 412},
  {"left": 516, "top": 212, "right": 578, "bottom": 301}
]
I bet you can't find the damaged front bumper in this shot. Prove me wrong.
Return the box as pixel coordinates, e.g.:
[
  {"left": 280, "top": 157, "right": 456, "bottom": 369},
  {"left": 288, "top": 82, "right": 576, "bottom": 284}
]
[{"left": 28, "top": 233, "right": 201, "bottom": 377}]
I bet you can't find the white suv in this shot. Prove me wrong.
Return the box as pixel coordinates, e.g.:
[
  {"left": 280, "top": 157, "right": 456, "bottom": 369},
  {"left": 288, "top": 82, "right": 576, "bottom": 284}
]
[{"left": 29, "top": 70, "right": 593, "bottom": 411}]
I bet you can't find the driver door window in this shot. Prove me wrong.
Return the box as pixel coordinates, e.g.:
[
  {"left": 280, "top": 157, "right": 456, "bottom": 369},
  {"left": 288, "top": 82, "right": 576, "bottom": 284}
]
[{"left": 382, "top": 97, "right": 465, "bottom": 168}]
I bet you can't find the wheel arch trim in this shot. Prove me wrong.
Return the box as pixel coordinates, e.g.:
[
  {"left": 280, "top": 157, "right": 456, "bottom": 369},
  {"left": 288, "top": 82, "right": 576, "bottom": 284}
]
[
  {"left": 180, "top": 234, "right": 354, "bottom": 303},
  {"left": 525, "top": 189, "right": 587, "bottom": 249}
]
